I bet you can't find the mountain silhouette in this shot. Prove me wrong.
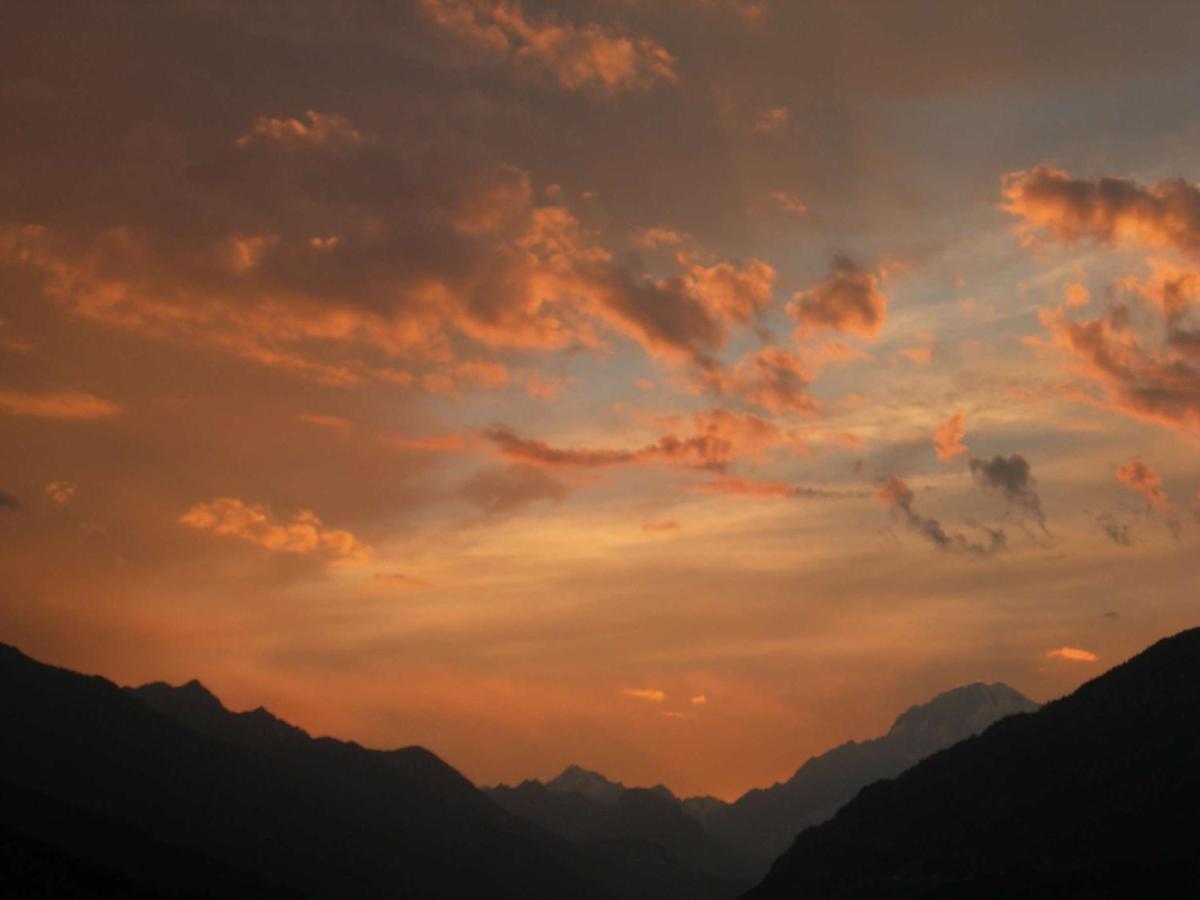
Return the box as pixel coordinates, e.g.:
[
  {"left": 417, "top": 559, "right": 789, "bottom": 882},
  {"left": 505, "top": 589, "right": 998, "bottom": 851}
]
[
  {"left": 488, "top": 766, "right": 753, "bottom": 898},
  {"left": 0, "top": 643, "right": 610, "bottom": 899},
  {"left": 698, "top": 682, "right": 1038, "bottom": 870},
  {"left": 746, "top": 628, "right": 1200, "bottom": 898}
]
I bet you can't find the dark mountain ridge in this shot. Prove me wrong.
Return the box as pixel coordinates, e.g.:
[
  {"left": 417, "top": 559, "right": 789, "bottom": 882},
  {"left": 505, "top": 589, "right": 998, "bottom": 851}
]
[
  {"left": 746, "top": 627, "right": 1200, "bottom": 898},
  {"left": 702, "top": 681, "right": 1038, "bottom": 869},
  {"left": 0, "top": 642, "right": 609, "bottom": 899}
]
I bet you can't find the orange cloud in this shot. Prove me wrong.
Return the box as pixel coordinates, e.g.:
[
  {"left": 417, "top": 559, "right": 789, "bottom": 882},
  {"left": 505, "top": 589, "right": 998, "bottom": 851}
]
[
  {"left": 933, "top": 411, "right": 968, "bottom": 462},
  {"left": 623, "top": 687, "right": 665, "bottom": 702},
  {"left": 790, "top": 256, "right": 888, "bottom": 340},
  {"left": 299, "top": 413, "right": 352, "bottom": 430},
  {"left": 1039, "top": 304, "right": 1200, "bottom": 431},
  {"left": 421, "top": 0, "right": 677, "bottom": 95},
  {"left": 899, "top": 345, "right": 932, "bottom": 365},
  {"left": 690, "top": 694, "right": 708, "bottom": 705},
  {"left": 1004, "top": 165, "right": 1200, "bottom": 258},
  {"left": 178, "top": 498, "right": 371, "bottom": 565},
  {"left": 1064, "top": 281, "right": 1091, "bottom": 308},
  {"left": 1046, "top": 647, "right": 1099, "bottom": 662},
  {"left": 388, "top": 434, "right": 467, "bottom": 453},
  {"left": 753, "top": 106, "right": 790, "bottom": 134},
  {"left": 45, "top": 481, "right": 77, "bottom": 505},
  {"left": 236, "top": 110, "right": 362, "bottom": 151},
  {"left": 1115, "top": 460, "right": 1170, "bottom": 510},
  {"left": 724, "top": 346, "right": 819, "bottom": 415},
  {"left": 770, "top": 191, "right": 808, "bottom": 215},
  {"left": 0, "top": 390, "right": 120, "bottom": 420},
  {"left": 641, "top": 520, "right": 681, "bottom": 532}
]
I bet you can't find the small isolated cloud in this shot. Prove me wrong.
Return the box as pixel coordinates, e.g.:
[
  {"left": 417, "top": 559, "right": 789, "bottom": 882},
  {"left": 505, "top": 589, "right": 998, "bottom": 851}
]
[
  {"left": 459, "top": 464, "right": 569, "bottom": 517},
  {"left": 623, "top": 687, "right": 665, "bottom": 702},
  {"left": 179, "top": 498, "right": 371, "bottom": 564},
  {"left": 236, "top": 110, "right": 362, "bottom": 151},
  {"left": 969, "top": 454, "right": 1047, "bottom": 530},
  {"left": 44, "top": 481, "right": 76, "bottom": 505},
  {"left": 389, "top": 434, "right": 466, "bottom": 452},
  {"left": 934, "top": 411, "right": 968, "bottom": 462},
  {"left": 690, "top": 694, "right": 708, "bottom": 705},
  {"left": 374, "top": 573, "right": 434, "bottom": 589},
  {"left": 790, "top": 256, "right": 888, "bottom": 340},
  {"left": 754, "top": 106, "right": 790, "bottom": 134},
  {"left": 1046, "top": 646, "right": 1099, "bottom": 663},
  {"left": 879, "top": 475, "right": 1006, "bottom": 557},
  {"left": 0, "top": 390, "right": 120, "bottom": 420},
  {"left": 899, "top": 345, "right": 932, "bottom": 365},
  {"left": 1115, "top": 460, "right": 1170, "bottom": 510},
  {"left": 299, "top": 413, "right": 352, "bottom": 430},
  {"left": 1096, "top": 512, "right": 1133, "bottom": 546},
  {"left": 0, "top": 489, "right": 20, "bottom": 511},
  {"left": 770, "top": 191, "right": 807, "bottom": 215},
  {"left": 641, "top": 520, "right": 680, "bottom": 533}
]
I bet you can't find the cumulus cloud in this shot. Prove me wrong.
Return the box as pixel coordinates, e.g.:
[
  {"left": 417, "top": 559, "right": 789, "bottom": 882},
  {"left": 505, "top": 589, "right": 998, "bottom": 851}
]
[
  {"left": 723, "top": 346, "right": 819, "bottom": 415},
  {"left": 790, "top": 256, "right": 888, "bottom": 339},
  {"left": 178, "top": 498, "right": 371, "bottom": 564},
  {"left": 420, "top": 0, "right": 678, "bottom": 95},
  {"left": 485, "top": 407, "right": 790, "bottom": 472},
  {"left": 1115, "top": 459, "right": 1170, "bottom": 510},
  {"left": 933, "top": 411, "right": 967, "bottom": 461},
  {"left": 459, "top": 464, "right": 569, "bottom": 517},
  {"left": 969, "top": 454, "right": 1047, "bottom": 530},
  {"left": 1046, "top": 646, "right": 1099, "bottom": 662},
  {"left": 45, "top": 481, "right": 77, "bottom": 505},
  {"left": 623, "top": 687, "right": 665, "bottom": 702},
  {"left": 878, "top": 475, "right": 1006, "bottom": 557},
  {"left": 0, "top": 390, "right": 120, "bottom": 420},
  {"left": 1004, "top": 165, "right": 1200, "bottom": 258}
]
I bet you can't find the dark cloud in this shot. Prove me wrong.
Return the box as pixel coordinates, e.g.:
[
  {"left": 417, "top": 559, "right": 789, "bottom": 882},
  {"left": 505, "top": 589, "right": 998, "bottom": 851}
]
[
  {"left": 878, "top": 476, "right": 1006, "bottom": 557},
  {"left": 459, "top": 464, "right": 569, "bottom": 517},
  {"left": 0, "top": 489, "right": 21, "bottom": 511},
  {"left": 969, "top": 454, "right": 1046, "bottom": 530},
  {"left": 484, "top": 408, "right": 789, "bottom": 473},
  {"left": 1096, "top": 512, "right": 1133, "bottom": 547}
]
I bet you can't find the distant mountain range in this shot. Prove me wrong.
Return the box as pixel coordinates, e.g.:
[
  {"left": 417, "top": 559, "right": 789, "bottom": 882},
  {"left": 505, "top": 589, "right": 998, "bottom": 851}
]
[
  {"left": 491, "top": 681, "right": 1039, "bottom": 883},
  {"left": 746, "top": 627, "right": 1200, "bottom": 898},
  {"left": 3, "top": 631, "right": 1195, "bottom": 898}
]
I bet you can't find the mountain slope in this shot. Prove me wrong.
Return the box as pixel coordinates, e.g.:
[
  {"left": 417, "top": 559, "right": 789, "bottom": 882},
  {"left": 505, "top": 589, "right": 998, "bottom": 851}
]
[
  {"left": 746, "top": 628, "right": 1200, "bottom": 898},
  {"left": 487, "top": 767, "right": 753, "bottom": 898},
  {"left": 702, "top": 682, "right": 1038, "bottom": 869},
  {"left": 0, "top": 643, "right": 608, "bottom": 899}
]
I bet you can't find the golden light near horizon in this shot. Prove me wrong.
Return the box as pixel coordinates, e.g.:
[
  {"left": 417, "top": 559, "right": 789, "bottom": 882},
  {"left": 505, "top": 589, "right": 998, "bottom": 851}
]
[{"left": 3, "top": 0, "right": 1200, "bottom": 802}]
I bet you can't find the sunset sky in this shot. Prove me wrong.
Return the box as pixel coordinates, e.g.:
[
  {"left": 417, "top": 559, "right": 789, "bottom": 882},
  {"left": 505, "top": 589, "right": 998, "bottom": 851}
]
[{"left": 3, "top": 0, "right": 1200, "bottom": 800}]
